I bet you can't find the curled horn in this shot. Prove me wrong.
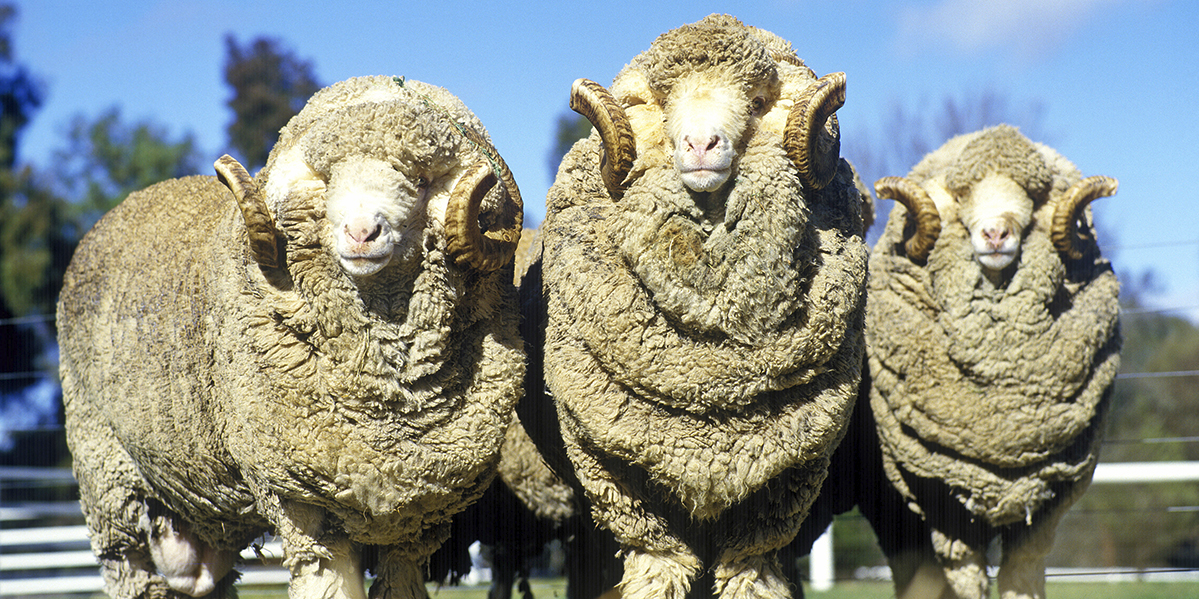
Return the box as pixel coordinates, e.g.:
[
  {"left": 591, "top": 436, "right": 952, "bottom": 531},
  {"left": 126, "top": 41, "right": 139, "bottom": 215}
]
[
  {"left": 446, "top": 157, "right": 525, "bottom": 273},
  {"left": 875, "top": 176, "right": 941, "bottom": 263},
  {"left": 784, "top": 72, "right": 846, "bottom": 190},
  {"left": 214, "top": 155, "right": 281, "bottom": 269},
  {"left": 570, "top": 78, "right": 636, "bottom": 200},
  {"left": 1052, "top": 175, "right": 1117, "bottom": 260}
]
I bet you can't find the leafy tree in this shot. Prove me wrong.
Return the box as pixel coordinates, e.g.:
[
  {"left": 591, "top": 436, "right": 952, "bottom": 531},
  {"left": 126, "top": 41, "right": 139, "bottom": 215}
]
[
  {"left": 0, "top": 4, "right": 43, "bottom": 170},
  {"left": 547, "top": 111, "right": 593, "bottom": 182},
  {"left": 223, "top": 35, "right": 321, "bottom": 170},
  {"left": 51, "top": 107, "right": 201, "bottom": 228},
  {"left": 0, "top": 3, "right": 62, "bottom": 462},
  {"left": 1050, "top": 299, "right": 1199, "bottom": 568},
  {"left": 2, "top": 106, "right": 200, "bottom": 461},
  {"left": 0, "top": 169, "right": 72, "bottom": 320},
  {"left": 0, "top": 1, "right": 49, "bottom": 334}
]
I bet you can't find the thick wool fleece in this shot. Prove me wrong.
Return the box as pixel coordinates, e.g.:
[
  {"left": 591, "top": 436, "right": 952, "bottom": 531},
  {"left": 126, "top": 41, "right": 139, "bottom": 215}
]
[
  {"left": 535, "top": 17, "right": 868, "bottom": 596},
  {"left": 58, "top": 76, "right": 524, "bottom": 597},
  {"left": 867, "top": 130, "right": 1121, "bottom": 526}
]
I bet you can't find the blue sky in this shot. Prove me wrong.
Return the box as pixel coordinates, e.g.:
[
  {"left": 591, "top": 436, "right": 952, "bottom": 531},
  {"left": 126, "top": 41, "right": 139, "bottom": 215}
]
[{"left": 12, "top": 0, "right": 1198, "bottom": 317}]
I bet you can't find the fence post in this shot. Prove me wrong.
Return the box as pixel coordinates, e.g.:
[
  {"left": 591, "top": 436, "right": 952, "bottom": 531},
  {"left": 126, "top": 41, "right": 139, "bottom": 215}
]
[{"left": 809, "top": 523, "right": 834, "bottom": 591}]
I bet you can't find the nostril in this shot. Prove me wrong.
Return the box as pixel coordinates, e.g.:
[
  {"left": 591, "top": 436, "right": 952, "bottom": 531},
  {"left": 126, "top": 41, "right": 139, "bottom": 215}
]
[
  {"left": 364, "top": 223, "right": 382, "bottom": 243},
  {"left": 346, "top": 221, "right": 383, "bottom": 244},
  {"left": 683, "top": 135, "right": 720, "bottom": 156},
  {"left": 983, "top": 227, "right": 1010, "bottom": 249}
]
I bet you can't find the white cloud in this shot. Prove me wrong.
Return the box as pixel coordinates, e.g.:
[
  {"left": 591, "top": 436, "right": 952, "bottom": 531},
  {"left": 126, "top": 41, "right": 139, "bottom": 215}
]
[{"left": 894, "top": 0, "right": 1136, "bottom": 58}]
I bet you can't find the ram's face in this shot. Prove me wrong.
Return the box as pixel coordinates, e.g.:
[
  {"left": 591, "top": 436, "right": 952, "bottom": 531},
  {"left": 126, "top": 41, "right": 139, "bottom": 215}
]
[
  {"left": 324, "top": 156, "right": 431, "bottom": 277},
  {"left": 958, "top": 174, "right": 1034, "bottom": 272},
  {"left": 664, "top": 70, "right": 770, "bottom": 193}
]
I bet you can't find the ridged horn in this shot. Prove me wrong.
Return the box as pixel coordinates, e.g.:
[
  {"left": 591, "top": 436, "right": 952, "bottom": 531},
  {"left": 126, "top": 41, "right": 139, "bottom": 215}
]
[
  {"left": 445, "top": 157, "right": 525, "bottom": 273},
  {"left": 1052, "top": 175, "right": 1117, "bottom": 260},
  {"left": 784, "top": 72, "right": 846, "bottom": 190},
  {"left": 214, "top": 154, "right": 281, "bottom": 269},
  {"left": 875, "top": 176, "right": 941, "bottom": 263},
  {"left": 570, "top": 78, "right": 636, "bottom": 200}
]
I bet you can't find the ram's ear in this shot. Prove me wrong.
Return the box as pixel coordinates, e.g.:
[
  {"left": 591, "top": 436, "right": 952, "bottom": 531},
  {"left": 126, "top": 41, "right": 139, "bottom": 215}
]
[{"left": 214, "top": 155, "right": 283, "bottom": 270}]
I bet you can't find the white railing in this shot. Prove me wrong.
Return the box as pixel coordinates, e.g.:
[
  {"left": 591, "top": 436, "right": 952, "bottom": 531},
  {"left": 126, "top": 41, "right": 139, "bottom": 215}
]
[
  {"left": 0, "top": 467, "right": 289, "bottom": 596},
  {"left": 5, "top": 462, "right": 1199, "bottom": 596},
  {"left": 807, "top": 461, "right": 1199, "bottom": 591}
]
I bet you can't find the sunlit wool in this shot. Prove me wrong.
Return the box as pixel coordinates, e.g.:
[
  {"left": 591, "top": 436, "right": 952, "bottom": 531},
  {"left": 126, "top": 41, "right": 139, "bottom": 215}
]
[{"left": 58, "top": 76, "right": 525, "bottom": 599}]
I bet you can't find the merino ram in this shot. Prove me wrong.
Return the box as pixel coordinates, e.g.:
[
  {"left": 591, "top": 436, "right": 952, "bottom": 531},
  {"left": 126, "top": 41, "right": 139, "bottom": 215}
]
[
  {"left": 865, "top": 124, "right": 1121, "bottom": 599},
  {"left": 57, "top": 76, "right": 525, "bottom": 599},
  {"left": 521, "top": 14, "right": 869, "bottom": 599}
]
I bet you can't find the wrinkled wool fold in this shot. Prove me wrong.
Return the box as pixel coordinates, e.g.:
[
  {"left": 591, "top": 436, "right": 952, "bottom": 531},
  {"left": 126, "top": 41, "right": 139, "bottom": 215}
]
[
  {"left": 543, "top": 122, "right": 867, "bottom": 522},
  {"left": 529, "top": 17, "right": 872, "bottom": 599}
]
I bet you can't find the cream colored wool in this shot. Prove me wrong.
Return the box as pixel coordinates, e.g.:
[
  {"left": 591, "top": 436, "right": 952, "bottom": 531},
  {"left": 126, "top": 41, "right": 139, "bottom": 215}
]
[
  {"left": 58, "top": 76, "right": 524, "bottom": 599},
  {"left": 867, "top": 125, "right": 1120, "bottom": 599},
  {"left": 535, "top": 15, "right": 868, "bottom": 599}
]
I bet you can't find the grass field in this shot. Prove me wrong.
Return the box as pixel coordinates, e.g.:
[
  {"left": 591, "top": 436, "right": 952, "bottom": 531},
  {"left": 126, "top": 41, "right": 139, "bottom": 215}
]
[{"left": 231, "top": 578, "right": 1199, "bottom": 599}]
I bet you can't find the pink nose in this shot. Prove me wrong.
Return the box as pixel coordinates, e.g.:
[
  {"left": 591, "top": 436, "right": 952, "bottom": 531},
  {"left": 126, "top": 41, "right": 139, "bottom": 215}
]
[
  {"left": 982, "top": 226, "right": 1010, "bottom": 251},
  {"left": 345, "top": 217, "right": 382, "bottom": 244},
  {"left": 684, "top": 134, "right": 720, "bottom": 158}
]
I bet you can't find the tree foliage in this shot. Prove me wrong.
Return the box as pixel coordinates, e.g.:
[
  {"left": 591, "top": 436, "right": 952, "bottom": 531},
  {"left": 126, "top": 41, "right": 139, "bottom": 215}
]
[
  {"left": 1046, "top": 300, "right": 1199, "bottom": 569},
  {"left": 0, "top": 3, "right": 50, "bottom": 319},
  {"left": 223, "top": 35, "right": 321, "bottom": 171},
  {"left": 547, "top": 111, "right": 593, "bottom": 183},
  {"left": 0, "top": 3, "right": 56, "bottom": 442},
  {"left": 52, "top": 107, "right": 201, "bottom": 227},
  {"left": 0, "top": 4, "right": 43, "bottom": 170}
]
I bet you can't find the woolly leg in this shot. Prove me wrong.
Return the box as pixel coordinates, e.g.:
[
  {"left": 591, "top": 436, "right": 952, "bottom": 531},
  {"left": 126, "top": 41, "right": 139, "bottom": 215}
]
[
  {"left": 367, "top": 546, "right": 428, "bottom": 599},
  {"left": 996, "top": 553, "right": 1046, "bottom": 599},
  {"left": 560, "top": 435, "right": 699, "bottom": 599},
  {"left": 996, "top": 500, "right": 1073, "bottom": 599},
  {"left": 273, "top": 499, "right": 366, "bottom": 599},
  {"left": 68, "top": 400, "right": 171, "bottom": 599},
  {"left": 712, "top": 553, "right": 792, "bottom": 599},
  {"left": 930, "top": 528, "right": 988, "bottom": 599},
  {"left": 893, "top": 558, "right": 952, "bottom": 599},
  {"left": 712, "top": 462, "right": 824, "bottom": 599},
  {"left": 618, "top": 549, "right": 701, "bottom": 599}
]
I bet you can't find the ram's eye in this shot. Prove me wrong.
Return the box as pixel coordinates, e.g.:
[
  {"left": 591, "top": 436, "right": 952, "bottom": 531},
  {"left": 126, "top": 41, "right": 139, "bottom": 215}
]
[
  {"left": 415, "top": 176, "right": 430, "bottom": 190},
  {"left": 750, "top": 97, "right": 767, "bottom": 116}
]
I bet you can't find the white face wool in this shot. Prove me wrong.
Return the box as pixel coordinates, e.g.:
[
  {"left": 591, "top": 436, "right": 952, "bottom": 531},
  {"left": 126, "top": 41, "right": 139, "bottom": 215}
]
[
  {"left": 959, "top": 174, "right": 1034, "bottom": 272},
  {"left": 324, "top": 157, "right": 427, "bottom": 277},
  {"left": 666, "top": 71, "right": 750, "bottom": 193}
]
